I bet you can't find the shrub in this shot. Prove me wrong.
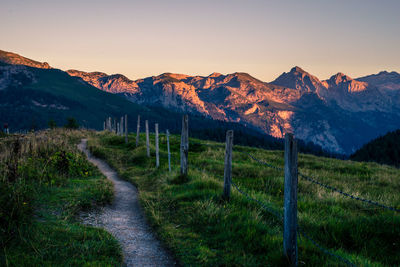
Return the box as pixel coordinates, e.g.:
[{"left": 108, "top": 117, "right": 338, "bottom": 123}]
[{"left": 64, "top": 117, "right": 79, "bottom": 129}]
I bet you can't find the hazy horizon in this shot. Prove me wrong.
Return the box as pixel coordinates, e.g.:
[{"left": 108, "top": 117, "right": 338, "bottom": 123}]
[{"left": 1, "top": 0, "right": 399, "bottom": 82}]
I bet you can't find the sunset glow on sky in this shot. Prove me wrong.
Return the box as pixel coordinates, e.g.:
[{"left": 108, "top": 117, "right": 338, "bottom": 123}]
[{"left": 1, "top": 0, "right": 399, "bottom": 81}]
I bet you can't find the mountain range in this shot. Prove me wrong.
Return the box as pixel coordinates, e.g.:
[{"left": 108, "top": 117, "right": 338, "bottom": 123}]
[
  {"left": 67, "top": 66, "right": 400, "bottom": 155},
  {"left": 2, "top": 49, "right": 400, "bottom": 154}
]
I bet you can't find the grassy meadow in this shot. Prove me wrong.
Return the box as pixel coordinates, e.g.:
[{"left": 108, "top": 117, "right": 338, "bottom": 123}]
[
  {"left": 88, "top": 131, "right": 400, "bottom": 267},
  {"left": 0, "top": 129, "right": 122, "bottom": 266}
]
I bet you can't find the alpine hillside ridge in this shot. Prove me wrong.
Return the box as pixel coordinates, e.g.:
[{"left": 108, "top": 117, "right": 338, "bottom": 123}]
[
  {"left": 0, "top": 50, "right": 51, "bottom": 69},
  {"left": 1, "top": 49, "right": 400, "bottom": 155}
]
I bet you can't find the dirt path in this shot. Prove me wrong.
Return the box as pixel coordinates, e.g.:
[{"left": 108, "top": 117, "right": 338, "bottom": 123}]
[{"left": 78, "top": 139, "right": 176, "bottom": 267}]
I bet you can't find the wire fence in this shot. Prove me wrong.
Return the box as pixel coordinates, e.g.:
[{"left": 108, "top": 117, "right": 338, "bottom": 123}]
[
  {"left": 108, "top": 127, "right": 398, "bottom": 267},
  {"left": 189, "top": 139, "right": 399, "bottom": 266}
]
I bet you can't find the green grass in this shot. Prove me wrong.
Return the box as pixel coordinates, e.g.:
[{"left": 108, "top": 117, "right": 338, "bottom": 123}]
[
  {"left": 88, "top": 132, "right": 400, "bottom": 267},
  {"left": 0, "top": 129, "right": 122, "bottom": 266}
]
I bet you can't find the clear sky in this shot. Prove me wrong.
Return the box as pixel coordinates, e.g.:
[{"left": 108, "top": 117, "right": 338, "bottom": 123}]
[{"left": 1, "top": 0, "right": 399, "bottom": 82}]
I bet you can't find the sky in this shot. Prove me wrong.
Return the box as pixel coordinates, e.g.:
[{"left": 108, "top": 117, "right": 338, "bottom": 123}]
[{"left": 1, "top": 0, "right": 399, "bottom": 82}]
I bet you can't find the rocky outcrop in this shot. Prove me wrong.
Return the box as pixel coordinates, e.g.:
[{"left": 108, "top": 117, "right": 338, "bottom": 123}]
[
  {"left": 0, "top": 64, "right": 36, "bottom": 90},
  {"left": 67, "top": 70, "right": 139, "bottom": 93},
  {"left": 0, "top": 50, "right": 51, "bottom": 69}
]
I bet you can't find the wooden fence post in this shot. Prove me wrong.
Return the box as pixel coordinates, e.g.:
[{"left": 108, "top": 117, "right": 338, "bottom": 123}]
[
  {"left": 180, "top": 115, "right": 189, "bottom": 176},
  {"left": 120, "top": 116, "right": 124, "bottom": 136},
  {"left": 155, "top": 123, "right": 159, "bottom": 168},
  {"left": 125, "top": 114, "right": 128, "bottom": 144},
  {"left": 166, "top": 129, "right": 171, "bottom": 172},
  {"left": 103, "top": 121, "right": 105, "bottom": 131},
  {"left": 223, "top": 130, "right": 234, "bottom": 200},
  {"left": 136, "top": 115, "right": 140, "bottom": 147},
  {"left": 108, "top": 117, "right": 112, "bottom": 131},
  {"left": 117, "top": 122, "right": 120, "bottom": 135},
  {"left": 114, "top": 118, "right": 117, "bottom": 134},
  {"left": 283, "top": 133, "right": 298, "bottom": 267},
  {"left": 145, "top": 120, "right": 150, "bottom": 157}
]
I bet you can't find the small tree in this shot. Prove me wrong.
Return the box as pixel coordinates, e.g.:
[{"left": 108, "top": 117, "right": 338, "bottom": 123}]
[
  {"left": 48, "top": 119, "right": 57, "bottom": 129},
  {"left": 64, "top": 117, "right": 79, "bottom": 129}
]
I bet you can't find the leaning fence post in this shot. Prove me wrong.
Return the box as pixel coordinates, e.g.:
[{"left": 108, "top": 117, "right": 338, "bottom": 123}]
[
  {"left": 223, "top": 130, "right": 234, "bottom": 200},
  {"left": 166, "top": 129, "right": 171, "bottom": 172},
  {"left": 180, "top": 115, "right": 189, "bottom": 176},
  {"left": 155, "top": 123, "right": 159, "bottom": 168},
  {"left": 125, "top": 114, "right": 128, "bottom": 144},
  {"left": 145, "top": 120, "right": 150, "bottom": 157},
  {"left": 136, "top": 115, "right": 141, "bottom": 147},
  {"left": 283, "top": 133, "right": 298, "bottom": 267}
]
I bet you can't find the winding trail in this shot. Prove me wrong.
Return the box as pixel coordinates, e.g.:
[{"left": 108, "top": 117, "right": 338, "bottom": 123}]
[{"left": 78, "top": 139, "right": 176, "bottom": 267}]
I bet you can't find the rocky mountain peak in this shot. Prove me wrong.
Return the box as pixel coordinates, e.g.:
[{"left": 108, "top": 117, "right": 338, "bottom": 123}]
[
  {"left": 329, "top": 72, "right": 352, "bottom": 85},
  {"left": 326, "top": 72, "right": 368, "bottom": 93},
  {"left": 158, "top": 73, "right": 191, "bottom": 81},
  {"left": 290, "top": 66, "right": 306, "bottom": 74},
  {"left": 357, "top": 70, "right": 400, "bottom": 90},
  {"left": 209, "top": 72, "right": 223, "bottom": 78},
  {"left": 271, "top": 66, "right": 326, "bottom": 93}
]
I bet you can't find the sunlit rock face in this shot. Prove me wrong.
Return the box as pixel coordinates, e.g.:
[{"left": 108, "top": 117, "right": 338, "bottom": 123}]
[
  {"left": 0, "top": 50, "right": 51, "bottom": 69},
  {"left": 271, "top": 66, "right": 328, "bottom": 93},
  {"left": 67, "top": 70, "right": 139, "bottom": 94},
  {"left": 66, "top": 66, "right": 400, "bottom": 155}
]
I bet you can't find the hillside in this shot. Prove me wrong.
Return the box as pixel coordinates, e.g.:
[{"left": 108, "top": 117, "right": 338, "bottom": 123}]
[
  {"left": 350, "top": 129, "right": 400, "bottom": 167},
  {"left": 2, "top": 49, "right": 400, "bottom": 154},
  {"left": 87, "top": 131, "right": 400, "bottom": 266}
]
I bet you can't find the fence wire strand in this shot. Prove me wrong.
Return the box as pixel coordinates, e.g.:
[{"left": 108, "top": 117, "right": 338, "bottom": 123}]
[
  {"left": 297, "top": 227, "right": 357, "bottom": 267},
  {"left": 234, "top": 146, "right": 399, "bottom": 213},
  {"left": 298, "top": 172, "right": 400, "bottom": 212},
  {"left": 240, "top": 151, "right": 285, "bottom": 172},
  {"left": 231, "top": 180, "right": 283, "bottom": 221}
]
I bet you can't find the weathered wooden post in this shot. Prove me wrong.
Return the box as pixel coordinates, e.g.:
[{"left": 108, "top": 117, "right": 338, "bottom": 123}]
[
  {"left": 108, "top": 117, "right": 112, "bottom": 131},
  {"left": 125, "top": 114, "right": 128, "bottom": 144},
  {"left": 136, "top": 115, "right": 141, "bottom": 147},
  {"left": 166, "top": 129, "right": 171, "bottom": 172},
  {"left": 120, "top": 116, "right": 124, "bottom": 136},
  {"left": 283, "top": 133, "right": 298, "bottom": 267},
  {"left": 145, "top": 120, "right": 150, "bottom": 157},
  {"left": 180, "top": 115, "right": 189, "bottom": 176},
  {"left": 155, "top": 123, "right": 159, "bottom": 168},
  {"left": 117, "top": 122, "right": 120, "bottom": 135},
  {"left": 114, "top": 118, "right": 117, "bottom": 134},
  {"left": 223, "top": 130, "right": 234, "bottom": 200},
  {"left": 103, "top": 121, "right": 106, "bottom": 131}
]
